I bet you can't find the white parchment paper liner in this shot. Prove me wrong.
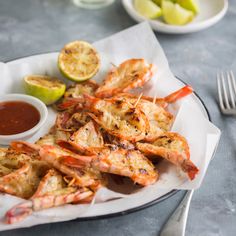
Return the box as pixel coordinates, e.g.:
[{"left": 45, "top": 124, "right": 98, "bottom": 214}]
[{"left": 0, "top": 22, "right": 221, "bottom": 231}]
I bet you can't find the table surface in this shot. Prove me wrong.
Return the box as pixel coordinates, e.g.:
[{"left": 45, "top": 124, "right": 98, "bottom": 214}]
[{"left": 0, "top": 0, "right": 236, "bottom": 235}]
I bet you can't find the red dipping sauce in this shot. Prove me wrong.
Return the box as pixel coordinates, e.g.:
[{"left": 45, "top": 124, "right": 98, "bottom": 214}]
[{"left": 0, "top": 101, "right": 40, "bottom": 135}]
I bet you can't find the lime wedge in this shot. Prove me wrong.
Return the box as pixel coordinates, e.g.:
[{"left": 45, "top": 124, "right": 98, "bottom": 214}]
[
  {"left": 162, "top": 0, "right": 194, "bottom": 25},
  {"left": 152, "top": 0, "right": 162, "bottom": 6},
  {"left": 58, "top": 41, "right": 100, "bottom": 82},
  {"left": 177, "top": 0, "right": 199, "bottom": 14},
  {"left": 152, "top": 0, "right": 177, "bottom": 6},
  {"left": 134, "top": 0, "right": 162, "bottom": 19},
  {"left": 24, "top": 75, "right": 66, "bottom": 105}
]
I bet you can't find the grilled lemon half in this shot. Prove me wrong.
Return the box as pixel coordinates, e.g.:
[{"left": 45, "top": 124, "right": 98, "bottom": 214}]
[{"left": 58, "top": 41, "right": 100, "bottom": 82}]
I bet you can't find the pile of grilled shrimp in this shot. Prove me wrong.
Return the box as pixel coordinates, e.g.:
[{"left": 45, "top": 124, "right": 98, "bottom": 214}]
[{"left": 0, "top": 58, "right": 198, "bottom": 224}]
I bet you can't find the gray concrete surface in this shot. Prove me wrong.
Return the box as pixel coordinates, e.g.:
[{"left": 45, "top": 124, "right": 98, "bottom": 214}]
[{"left": 0, "top": 0, "right": 235, "bottom": 235}]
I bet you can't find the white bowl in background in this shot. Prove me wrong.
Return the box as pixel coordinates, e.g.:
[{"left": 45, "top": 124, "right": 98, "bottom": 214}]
[
  {"left": 122, "top": 0, "right": 228, "bottom": 34},
  {"left": 0, "top": 94, "right": 48, "bottom": 145}
]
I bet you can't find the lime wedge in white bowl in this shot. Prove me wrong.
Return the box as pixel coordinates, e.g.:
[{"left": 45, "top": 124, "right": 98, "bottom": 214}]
[
  {"left": 134, "top": 0, "right": 162, "bottom": 19},
  {"left": 177, "top": 0, "right": 200, "bottom": 14},
  {"left": 162, "top": 0, "right": 194, "bottom": 25},
  {"left": 122, "top": 0, "right": 228, "bottom": 34}
]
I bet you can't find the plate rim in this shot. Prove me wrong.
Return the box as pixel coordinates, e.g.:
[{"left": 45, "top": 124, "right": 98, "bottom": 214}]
[
  {"left": 122, "top": 0, "right": 228, "bottom": 34},
  {"left": 3, "top": 53, "right": 211, "bottom": 222}
]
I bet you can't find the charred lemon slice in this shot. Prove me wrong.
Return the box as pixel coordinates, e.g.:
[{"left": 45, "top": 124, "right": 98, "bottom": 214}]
[
  {"left": 58, "top": 41, "right": 100, "bottom": 82},
  {"left": 24, "top": 75, "right": 66, "bottom": 105}
]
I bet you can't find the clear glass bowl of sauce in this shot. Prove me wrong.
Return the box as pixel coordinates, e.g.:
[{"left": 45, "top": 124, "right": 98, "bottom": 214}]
[{"left": 0, "top": 94, "right": 48, "bottom": 145}]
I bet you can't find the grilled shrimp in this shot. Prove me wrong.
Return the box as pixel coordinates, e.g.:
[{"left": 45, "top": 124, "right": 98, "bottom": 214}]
[
  {"left": 65, "top": 112, "right": 91, "bottom": 129},
  {"left": 64, "top": 79, "right": 98, "bottom": 98},
  {"left": 61, "top": 148, "right": 158, "bottom": 186},
  {"left": 0, "top": 148, "right": 7, "bottom": 157},
  {"left": 56, "top": 111, "right": 72, "bottom": 130},
  {"left": 56, "top": 110, "right": 92, "bottom": 135},
  {"left": 137, "top": 100, "right": 173, "bottom": 141},
  {"left": 57, "top": 95, "right": 150, "bottom": 142},
  {"left": 115, "top": 97, "right": 173, "bottom": 141},
  {"left": 58, "top": 121, "right": 104, "bottom": 155},
  {"left": 59, "top": 85, "right": 193, "bottom": 112},
  {"left": 136, "top": 132, "right": 199, "bottom": 180},
  {"left": 115, "top": 85, "right": 193, "bottom": 107},
  {"left": 95, "top": 59, "right": 157, "bottom": 98},
  {"left": 11, "top": 141, "right": 103, "bottom": 188},
  {"left": 0, "top": 149, "right": 50, "bottom": 198},
  {"left": 0, "top": 149, "right": 30, "bottom": 177},
  {"left": 10, "top": 141, "right": 40, "bottom": 156},
  {"left": 105, "top": 133, "right": 135, "bottom": 150},
  {"left": 114, "top": 93, "right": 168, "bottom": 108},
  {"left": 39, "top": 145, "right": 103, "bottom": 187},
  {"left": 0, "top": 161, "right": 32, "bottom": 198},
  {"left": 87, "top": 95, "right": 150, "bottom": 142},
  {"left": 5, "top": 169, "right": 93, "bottom": 224}
]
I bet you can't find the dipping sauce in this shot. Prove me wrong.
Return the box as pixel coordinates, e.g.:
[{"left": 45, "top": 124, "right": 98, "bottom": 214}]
[{"left": 0, "top": 101, "right": 40, "bottom": 135}]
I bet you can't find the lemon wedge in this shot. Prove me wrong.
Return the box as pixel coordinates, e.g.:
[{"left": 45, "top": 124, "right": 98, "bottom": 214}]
[
  {"left": 58, "top": 41, "right": 100, "bottom": 82},
  {"left": 134, "top": 0, "right": 162, "bottom": 19},
  {"left": 162, "top": 0, "right": 194, "bottom": 25},
  {"left": 24, "top": 75, "right": 66, "bottom": 105}
]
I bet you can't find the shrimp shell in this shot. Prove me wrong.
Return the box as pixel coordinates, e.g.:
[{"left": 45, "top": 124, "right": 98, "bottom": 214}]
[
  {"left": 95, "top": 59, "right": 157, "bottom": 98},
  {"left": 58, "top": 121, "right": 104, "bottom": 155},
  {"left": 0, "top": 151, "right": 50, "bottom": 198},
  {"left": 84, "top": 95, "right": 150, "bottom": 142},
  {"left": 61, "top": 148, "right": 158, "bottom": 186},
  {"left": 136, "top": 132, "right": 199, "bottom": 180},
  {"left": 5, "top": 169, "right": 93, "bottom": 224}
]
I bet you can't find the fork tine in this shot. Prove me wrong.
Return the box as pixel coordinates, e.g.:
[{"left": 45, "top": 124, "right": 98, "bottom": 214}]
[
  {"left": 221, "top": 72, "right": 231, "bottom": 109},
  {"left": 217, "top": 73, "right": 225, "bottom": 111},
  {"left": 227, "top": 71, "right": 236, "bottom": 108},
  {"left": 230, "top": 70, "right": 236, "bottom": 99}
]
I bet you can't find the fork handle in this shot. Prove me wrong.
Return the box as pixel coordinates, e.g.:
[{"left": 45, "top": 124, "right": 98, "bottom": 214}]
[{"left": 160, "top": 190, "right": 194, "bottom": 236}]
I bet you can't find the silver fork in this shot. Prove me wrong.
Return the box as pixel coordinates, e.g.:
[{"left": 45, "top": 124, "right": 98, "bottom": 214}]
[
  {"left": 217, "top": 71, "right": 236, "bottom": 115},
  {"left": 160, "top": 190, "right": 194, "bottom": 236}
]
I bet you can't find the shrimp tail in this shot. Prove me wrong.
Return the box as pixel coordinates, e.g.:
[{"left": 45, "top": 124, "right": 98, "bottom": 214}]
[
  {"left": 61, "top": 156, "right": 92, "bottom": 168},
  {"left": 57, "top": 140, "right": 82, "bottom": 154},
  {"left": 5, "top": 201, "right": 33, "bottom": 224},
  {"left": 10, "top": 141, "right": 40, "bottom": 155},
  {"left": 164, "top": 85, "right": 193, "bottom": 104},
  {"left": 182, "top": 159, "right": 199, "bottom": 180},
  {"left": 5, "top": 188, "right": 93, "bottom": 224},
  {"left": 57, "top": 98, "right": 84, "bottom": 110}
]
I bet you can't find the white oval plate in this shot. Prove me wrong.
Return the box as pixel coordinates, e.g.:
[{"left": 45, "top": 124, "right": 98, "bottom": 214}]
[{"left": 122, "top": 0, "right": 228, "bottom": 34}]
